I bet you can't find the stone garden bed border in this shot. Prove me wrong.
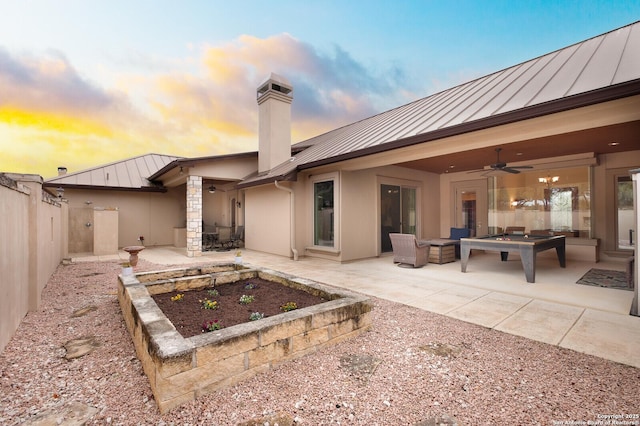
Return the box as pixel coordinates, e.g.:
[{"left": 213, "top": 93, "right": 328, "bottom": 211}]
[{"left": 117, "top": 263, "right": 373, "bottom": 413}]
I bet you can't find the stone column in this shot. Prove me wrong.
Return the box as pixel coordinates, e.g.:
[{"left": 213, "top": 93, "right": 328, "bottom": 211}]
[{"left": 186, "top": 176, "right": 202, "bottom": 257}]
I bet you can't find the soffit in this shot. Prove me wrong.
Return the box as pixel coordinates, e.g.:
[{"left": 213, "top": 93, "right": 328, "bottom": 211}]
[{"left": 396, "top": 120, "right": 640, "bottom": 174}]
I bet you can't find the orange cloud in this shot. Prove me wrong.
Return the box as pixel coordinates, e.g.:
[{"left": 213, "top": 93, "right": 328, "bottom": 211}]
[{"left": 0, "top": 33, "right": 419, "bottom": 177}]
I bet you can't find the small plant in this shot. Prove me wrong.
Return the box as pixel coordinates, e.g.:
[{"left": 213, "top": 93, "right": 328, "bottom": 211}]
[
  {"left": 202, "top": 319, "right": 223, "bottom": 332},
  {"left": 239, "top": 294, "right": 255, "bottom": 305},
  {"left": 207, "top": 288, "right": 219, "bottom": 297},
  {"left": 243, "top": 282, "right": 258, "bottom": 290},
  {"left": 170, "top": 293, "right": 184, "bottom": 302},
  {"left": 249, "top": 312, "right": 264, "bottom": 321},
  {"left": 235, "top": 250, "right": 242, "bottom": 257},
  {"left": 121, "top": 262, "right": 131, "bottom": 268},
  {"left": 200, "top": 298, "right": 219, "bottom": 310},
  {"left": 280, "top": 301, "right": 298, "bottom": 312}
]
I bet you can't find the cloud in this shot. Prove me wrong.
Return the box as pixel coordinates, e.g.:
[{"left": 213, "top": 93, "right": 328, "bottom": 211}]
[
  {"left": 0, "top": 34, "right": 421, "bottom": 177},
  {"left": 0, "top": 47, "right": 112, "bottom": 114}
]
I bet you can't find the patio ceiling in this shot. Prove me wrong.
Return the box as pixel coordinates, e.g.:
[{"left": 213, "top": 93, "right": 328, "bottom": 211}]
[{"left": 395, "top": 120, "right": 640, "bottom": 174}]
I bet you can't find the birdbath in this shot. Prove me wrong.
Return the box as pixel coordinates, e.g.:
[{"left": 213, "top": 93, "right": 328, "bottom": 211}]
[{"left": 123, "top": 245, "right": 145, "bottom": 267}]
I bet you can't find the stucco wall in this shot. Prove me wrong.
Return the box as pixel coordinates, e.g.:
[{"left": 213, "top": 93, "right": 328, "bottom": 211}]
[
  {"left": 337, "top": 166, "right": 440, "bottom": 261},
  {"left": 0, "top": 174, "right": 67, "bottom": 353},
  {"left": 63, "top": 187, "right": 186, "bottom": 251},
  {"left": 245, "top": 184, "right": 291, "bottom": 257},
  {"left": 34, "top": 188, "right": 67, "bottom": 309},
  {"left": 0, "top": 178, "right": 30, "bottom": 353},
  {"left": 258, "top": 165, "right": 440, "bottom": 263}
]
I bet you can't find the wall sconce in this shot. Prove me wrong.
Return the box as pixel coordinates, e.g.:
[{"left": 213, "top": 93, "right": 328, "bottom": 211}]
[
  {"left": 179, "top": 166, "right": 184, "bottom": 175},
  {"left": 56, "top": 187, "right": 64, "bottom": 198},
  {"left": 237, "top": 201, "right": 242, "bottom": 208},
  {"left": 208, "top": 185, "right": 216, "bottom": 194}
]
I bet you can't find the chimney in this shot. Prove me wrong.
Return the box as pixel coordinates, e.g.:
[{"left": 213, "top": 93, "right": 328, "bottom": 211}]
[
  {"left": 57, "top": 167, "right": 67, "bottom": 176},
  {"left": 257, "top": 73, "right": 293, "bottom": 173}
]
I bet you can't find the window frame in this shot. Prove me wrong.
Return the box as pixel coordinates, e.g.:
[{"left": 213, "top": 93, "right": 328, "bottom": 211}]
[{"left": 309, "top": 172, "right": 340, "bottom": 250}]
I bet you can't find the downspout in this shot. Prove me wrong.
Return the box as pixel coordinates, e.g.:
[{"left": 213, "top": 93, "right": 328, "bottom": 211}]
[{"left": 274, "top": 180, "right": 299, "bottom": 260}]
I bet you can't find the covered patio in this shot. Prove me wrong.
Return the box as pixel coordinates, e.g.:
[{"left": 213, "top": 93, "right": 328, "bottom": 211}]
[{"left": 82, "top": 245, "right": 639, "bottom": 368}]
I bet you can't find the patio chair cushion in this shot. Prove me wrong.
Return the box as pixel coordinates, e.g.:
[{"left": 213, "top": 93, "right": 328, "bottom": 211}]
[
  {"left": 449, "top": 228, "right": 471, "bottom": 240},
  {"left": 389, "top": 233, "right": 430, "bottom": 268},
  {"left": 446, "top": 227, "right": 472, "bottom": 259}
]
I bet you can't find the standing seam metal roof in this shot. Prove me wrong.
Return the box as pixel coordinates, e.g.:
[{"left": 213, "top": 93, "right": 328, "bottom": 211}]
[
  {"left": 44, "top": 153, "right": 183, "bottom": 189},
  {"left": 239, "top": 21, "right": 640, "bottom": 187}
]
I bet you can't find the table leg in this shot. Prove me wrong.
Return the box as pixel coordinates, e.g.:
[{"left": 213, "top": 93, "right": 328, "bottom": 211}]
[
  {"left": 460, "top": 244, "right": 471, "bottom": 272},
  {"left": 556, "top": 245, "right": 566, "bottom": 267},
  {"left": 520, "top": 246, "right": 535, "bottom": 283},
  {"left": 500, "top": 251, "right": 509, "bottom": 261}
]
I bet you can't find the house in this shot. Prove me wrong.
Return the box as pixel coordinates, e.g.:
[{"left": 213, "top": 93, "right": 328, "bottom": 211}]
[{"left": 45, "top": 22, "right": 640, "bottom": 270}]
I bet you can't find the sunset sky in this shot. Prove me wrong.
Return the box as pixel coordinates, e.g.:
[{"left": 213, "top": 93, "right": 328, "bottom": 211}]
[{"left": 1, "top": 1, "right": 638, "bottom": 178}]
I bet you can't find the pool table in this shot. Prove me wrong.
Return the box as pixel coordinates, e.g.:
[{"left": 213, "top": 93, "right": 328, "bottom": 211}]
[{"left": 460, "top": 234, "right": 566, "bottom": 283}]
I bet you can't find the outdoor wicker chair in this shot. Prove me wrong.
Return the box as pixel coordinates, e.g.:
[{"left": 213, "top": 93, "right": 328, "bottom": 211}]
[{"left": 389, "top": 233, "right": 430, "bottom": 268}]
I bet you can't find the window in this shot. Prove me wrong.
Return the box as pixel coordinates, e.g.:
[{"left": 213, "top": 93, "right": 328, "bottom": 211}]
[
  {"left": 617, "top": 175, "right": 634, "bottom": 250},
  {"left": 488, "top": 166, "right": 591, "bottom": 237},
  {"left": 314, "top": 180, "right": 334, "bottom": 247}
]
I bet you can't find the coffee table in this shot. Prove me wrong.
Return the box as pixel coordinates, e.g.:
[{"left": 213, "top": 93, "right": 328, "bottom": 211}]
[{"left": 422, "top": 238, "right": 458, "bottom": 264}]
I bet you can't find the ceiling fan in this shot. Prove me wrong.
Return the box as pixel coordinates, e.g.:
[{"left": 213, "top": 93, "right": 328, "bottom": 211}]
[{"left": 468, "top": 148, "right": 533, "bottom": 174}]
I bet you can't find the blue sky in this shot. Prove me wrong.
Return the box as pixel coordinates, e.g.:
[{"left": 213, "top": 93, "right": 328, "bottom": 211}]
[{"left": 1, "top": 0, "right": 638, "bottom": 177}]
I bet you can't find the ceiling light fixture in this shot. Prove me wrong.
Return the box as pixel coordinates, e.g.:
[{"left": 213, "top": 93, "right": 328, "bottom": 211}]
[
  {"left": 538, "top": 176, "right": 559, "bottom": 185},
  {"left": 208, "top": 185, "right": 216, "bottom": 194}
]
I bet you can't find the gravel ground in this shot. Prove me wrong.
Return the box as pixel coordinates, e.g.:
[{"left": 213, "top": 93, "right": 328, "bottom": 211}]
[{"left": 1, "top": 259, "right": 639, "bottom": 425}]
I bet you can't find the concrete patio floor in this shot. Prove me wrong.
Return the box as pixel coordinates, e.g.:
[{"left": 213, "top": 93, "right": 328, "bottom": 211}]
[{"left": 74, "top": 246, "right": 640, "bottom": 369}]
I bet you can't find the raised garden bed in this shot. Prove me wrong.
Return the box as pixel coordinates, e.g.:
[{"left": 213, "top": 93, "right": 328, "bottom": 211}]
[
  {"left": 117, "top": 263, "right": 373, "bottom": 413},
  {"left": 152, "top": 277, "right": 328, "bottom": 337}
]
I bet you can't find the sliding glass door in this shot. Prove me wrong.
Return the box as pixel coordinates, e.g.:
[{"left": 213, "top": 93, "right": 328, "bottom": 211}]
[{"left": 380, "top": 184, "right": 416, "bottom": 252}]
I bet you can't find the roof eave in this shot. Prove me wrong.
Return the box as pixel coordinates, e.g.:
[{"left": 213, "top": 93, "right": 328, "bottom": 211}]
[
  {"left": 298, "top": 79, "right": 640, "bottom": 171},
  {"left": 42, "top": 183, "right": 168, "bottom": 193},
  {"left": 236, "top": 170, "right": 298, "bottom": 189},
  {"left": 149, "top": 151, "right": 258, "bottom": 181}
]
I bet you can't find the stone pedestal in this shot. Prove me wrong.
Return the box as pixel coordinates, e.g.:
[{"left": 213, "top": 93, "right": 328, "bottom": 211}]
[{"left": 123, "top": 245, "right": 145, "bottom": 267}]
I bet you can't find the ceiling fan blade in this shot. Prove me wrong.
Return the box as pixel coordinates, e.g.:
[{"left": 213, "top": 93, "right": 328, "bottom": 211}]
[
  {"left": 469, "top": 148, "right": 534, "bottom": 174},
  {"left": 502, "top": 167, "right": 521, "bottom": 174}
]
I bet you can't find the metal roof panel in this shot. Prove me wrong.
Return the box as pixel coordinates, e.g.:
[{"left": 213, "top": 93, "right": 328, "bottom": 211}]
[
  {"left": 45, "top": 153, "right": 183, "bottom": 189},
  {"left": 614, "top": 24, "right": 640, "bottom": 83},
  {"left": 567, "top": 27, "right": 627, "bottom": 95}
]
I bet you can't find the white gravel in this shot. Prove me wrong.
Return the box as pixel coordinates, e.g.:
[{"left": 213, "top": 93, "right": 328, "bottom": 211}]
[{"left": 1, "top": 259, "right": 639, "bottom": 425}]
